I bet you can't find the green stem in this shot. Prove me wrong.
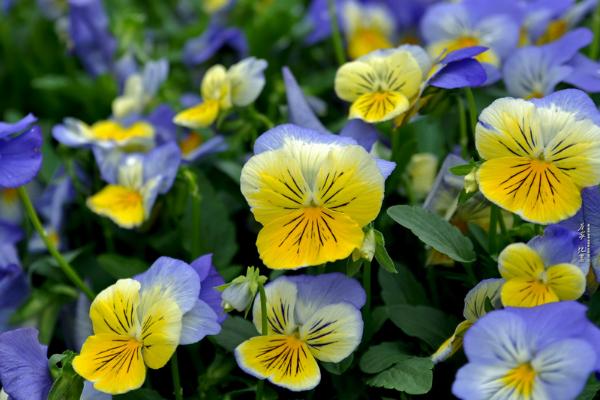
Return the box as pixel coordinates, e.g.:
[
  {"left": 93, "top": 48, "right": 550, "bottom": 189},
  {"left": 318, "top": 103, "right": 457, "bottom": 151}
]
[
  {"left": 249, "top": 106, "right": 274, "bottom": 130},
  {"left": 183, "top": 168, "right": 202, "bottom": 258},
  {"left": 488, "top": 204, "right": 499, "bottom": 255},
  {"left": 256, "top": 283, "right": 268, "bottom": 400},
  {"left": 18, "top": 187, "right": 95, "bottom": 301},
  {"left": 362, "top": 261, "right": 372, "bottom": 323},
  {"left": 171, "top": 351, "right": 183, "bottom": 400},
  {"left": 457, "top": 96, "right": 468, "bottom": 158},
  {"left": 328, "top": 0, "right": 346, "bottom": 65},
  {"left": 464, "top": 88, "right": 478, "bottom": 134},
  {"left": 589, "top": 2, "right": 600, "bottom": 59}
]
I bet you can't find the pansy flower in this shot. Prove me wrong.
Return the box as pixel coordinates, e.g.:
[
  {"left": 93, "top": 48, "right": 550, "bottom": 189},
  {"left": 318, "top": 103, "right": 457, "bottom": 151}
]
[
  {"left": 420, "top": 0, "right": 520, "bottom": 83},
  {"left": 0, "top": 226, "right": 28, "bottom": 332},
  {"left": 475, "top": 89, "right": 600, "bottom": 224},
  {"left": 240, "top": 124, "right": 393, "bottom": 269},
  {"left": 342, "top": 0, "right": 394, "bottom": 59},
  {"left": 86, "top": 143, "right": 181, "bottom": 228},
  {"left": 53, "top": 118, "right": 155, "bottom": 151},
  {"left": 174, "top": 57, "right": 267, "bottom": 129},
  {"left": 0, "top": 328, "right": 53, "bottom": 400},
  {"left": 0, "top": 114, "right": 43, "bottom": 189},
  {"left": 334, "top": 45, "right": 486, "bottom": 123},
  {"left": 534, "top": 0, "right": 597, "bottom": 45},
  {"left": 73, "top": 256, "right": 222, "bottom": 394},
  {"left": 235, "top": 273, "right": 365, "bottom": 391},
  {"left": 503, "top": 28, "right": 599, "bottom": 99},
  {"left": 498, "top": 225, "right": 585, "bottom": 307},
  {"left": 112, "top": 59, "right": 169, "bottom": 119},
  {"left": 453, "top": 301, "right": 600, "bottom": 400},
  {"left": 432, "top": 278, "right": 503, "bottom": 363}
]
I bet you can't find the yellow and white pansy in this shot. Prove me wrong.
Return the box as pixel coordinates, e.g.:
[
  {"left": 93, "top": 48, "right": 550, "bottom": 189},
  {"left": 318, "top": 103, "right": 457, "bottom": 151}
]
[
  {"left": 334, "top": 46, "right": 430, "bottom": 123},
  {"left": 52, "top": 118, "right": 155, "bottom": 152},
  {"left": 174, "top": 57, "right": 267, "bottom": 129},
  {"left": 475, "top": 89, "right": 600, "bottom": 224},
  {"left": 240, "top": 124, "right": 394, "bottom": 269},
  {"left": 235, "top": 273, "right": 365, "bottom": 391},
  {"left": 342, "top": 0, "right": 394, "bottom": 59},
  {"left": 73, "top": 257, "right": 221, "bottom": 394},
  {"left": 498, "top": 225, "right": 586, "bottom": 308},
  {"left": 87, "top": 143, "right": 181, "bottom": 229}
]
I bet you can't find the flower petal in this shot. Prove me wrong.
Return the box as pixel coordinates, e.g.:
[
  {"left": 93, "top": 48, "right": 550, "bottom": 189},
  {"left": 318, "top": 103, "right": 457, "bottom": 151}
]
[
  {"left": 89, "top": 279, "right": 141, "bottom": 336},
  {"left": 349, "top": 91, "right": 410, "bottom": 123},
  {"left": 252, "top": 278, "right": 298, "bottom": 335},
  {"left": 0, "top": 126, "right": 43, "bottom": 188},
  {"left": 179, "top": 300, "right": 221, "bottom": 345},
  {"left": 173, "top": 100, "right": 220, "bottom": 129},
  {"left": 73, "top": 333, "right": 145, "bottom": 395},
  {"left": 139, "top": 297, "right": 182, "bottom": 369},
  {"left": 87, "top": 185, "right": 146, "bottom": 228},
  {"left": 501, "top": 278, "right": 559, "bottom": 307},
  {"left": 235, "top": 335, "right": 321, "bottom": 392},
  {"left": 545, "top": 263, "right": 585, "bottom": 300},
  {"left": 228, "top": 57, "right": 267, "bottom": 106},
  {"left": 299, "top": 303, "right": 363, "bottom": 363},
  {"left": 498, "top": 243, "right": 545, "bottom": 280}
]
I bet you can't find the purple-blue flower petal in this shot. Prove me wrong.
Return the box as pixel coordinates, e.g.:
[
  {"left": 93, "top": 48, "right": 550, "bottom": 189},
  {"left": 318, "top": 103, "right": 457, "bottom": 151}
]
[
  {"left": 0, "top": 125, "right": 43, "bottom": 188},
  {"left": 283, "top": 67, "right": 328, "bottom": 134},
  {"left": 190, "top": 254, "right": 226, "bottom": 323},
  {"left": 430, "top": 58, "right": 487, "bottom": 89},
  {"left": 183, "top": 23, "right": 248, "bottom": 66},
  {"left": 0, "top": 114, "right": 37, "bottom": 139}
]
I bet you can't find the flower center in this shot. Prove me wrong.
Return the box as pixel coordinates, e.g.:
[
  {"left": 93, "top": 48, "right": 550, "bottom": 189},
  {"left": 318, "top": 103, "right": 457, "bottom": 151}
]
[
  {"left": 179, "top": 132, "right": 203, "bottom": 156},
  {"left": 503, "top": 362, "right": 536, "bottom": 396}
]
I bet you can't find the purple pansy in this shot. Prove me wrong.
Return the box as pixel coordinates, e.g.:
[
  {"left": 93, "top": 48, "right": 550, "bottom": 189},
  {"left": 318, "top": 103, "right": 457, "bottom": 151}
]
[
  {"left": 183, "top": 22, "right": 248, "bottom": 67},
  {"left": 190, "top": 254, "right": 227, "bottom": 323},
  {"left": 453, "top": 302, "right": 600, "bottom": 400}
]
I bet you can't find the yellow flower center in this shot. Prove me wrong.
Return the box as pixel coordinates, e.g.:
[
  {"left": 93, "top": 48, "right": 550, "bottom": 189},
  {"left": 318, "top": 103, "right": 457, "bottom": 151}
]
[
  {"left": 1, "top": 188, "right": 18, "bottom": 204},
  {"left": 179, "top": 132, "right": 203, "bottom": 156},
  {"left": 456, "top": 36, "right": 479, "bottom": 47},
  {"left": 91, "top": 121, "right": 154, "bottom": 143},
  {"left": 503, "top": 363, "right": 536, "bottom": 396},
  {"left": 536, "top": 19, "right": 568, "bottom": 45}
]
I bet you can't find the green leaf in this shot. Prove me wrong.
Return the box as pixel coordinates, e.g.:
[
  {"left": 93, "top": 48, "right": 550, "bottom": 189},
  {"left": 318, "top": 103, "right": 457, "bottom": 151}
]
[
  {"left": 373, "top": 229, "right": 397, "bottom": 273},
  {"left": 97, "top": 253, "right": 149, "bottom": 279},
  {"left": 366, "top": 357, "right": 433, "bottom": 395},
  {"left": 48, "top": 351, "right": 84, "bottom": 400},
  {"left": 321, "top": 354, "right": 354, "bottom": 375},
  {"left": 576, "top": 376, "right": 600, "bottom": 400},
  {"left": 449, "top": 163, "right": 475, "bottom": 176},
  {"left": 360, "top": 342, "right": 409, "bottom": 374},
  {"left": 213, "top": 316, "right": 257, "bottom": 351},
  {"left": 387, "top": 304, "right": 457, "bottom": 348},
  {"left": 387, "top": 205, "right": 476, "bottom": 262},
  {"left": 379, "top": 266, "right": 428, "bottom": 306}
]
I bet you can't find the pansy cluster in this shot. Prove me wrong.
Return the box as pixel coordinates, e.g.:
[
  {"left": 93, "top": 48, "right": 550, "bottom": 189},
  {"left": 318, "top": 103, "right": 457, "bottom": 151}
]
[{"left": 2, "top": 0, "right": 600, "bottom": 399}]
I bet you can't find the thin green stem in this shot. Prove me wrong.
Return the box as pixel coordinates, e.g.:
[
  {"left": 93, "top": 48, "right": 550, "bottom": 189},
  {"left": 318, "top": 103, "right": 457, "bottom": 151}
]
[
  {"left": 256, "top": 283, "right": 268, "bottom": 400},
  {"left": 183, "top": 168, "right": 202, "bottom": 258},
  {"left": 249, "top": 106, "right": 274, "bottom": 130},
  {"left": 589, "top": 2, "right": 600, "bottom": 59},
  {"left": 488, "top": 204, "right": 499, "bottom": 255},
  {"left": 18, "top": 187, "right": 95, "bottom": 300},
  {"left": 362, "top": 261, "right": 372, "bottom": 323},
  {"left": 328, "top": 0, "right": 346, "bottom": 65},
  {"left": 457, "top": 96, "right": 468, "bottom": 158},
  {"left": 465, "top": 88, "right": 478, "bottom": 134},
  {"left": 171, "top": 351, "right": 183, "bottom": 400}
]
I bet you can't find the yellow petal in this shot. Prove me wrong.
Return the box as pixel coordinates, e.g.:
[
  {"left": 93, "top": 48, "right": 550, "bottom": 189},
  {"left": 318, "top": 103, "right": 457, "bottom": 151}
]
[
  {"left": 475, "top": 98, "right": 542, "bottom": 160},
  {"left": 545, "top": 263, "right": 586, "bottom": 301},
  {"left": 91, "top": 121, "right": 154, "bottom": 143},
  {"left": 349, "top": 91, "right": 410, "bottom": 123},
  {"left": 347, "top": 28, "right": 393, "bottom": 59},
  {"left": 173, "top": 100, "right": 220, "bottom": 129},
  {"left": 334, "top": 61, "right": 379, "bottom": 101},
  {"left": 87, "top": 185, "right": 145, "bottom": 229},
  {"left": 89, "top": 279, "right": 141, "bottom": 336},
  {"left": 139, "top": 297, "right": 183, "bottom": 369},
  {"left": 498, "top": 243, "right": 544, "bottom": 280},
  {"left": 201, "top": 65, "right": 231, "bottom": 108},
  {"left": 431, "top": 320, "right": 473, "bottom": 364},
  {"left": 235, "top": 335, "right": 321, "bottom": 392},
  {"left": 501, "top": 278, "right": 559, "bottom": 307},
  {"left": 299, "top": 303, "right": 362, "bottom": 363},
  {"left": 477, "top": 157, "right": 582, "bottom": 224},
  {"left": 256, "top": 208, "right": 365, "bottom": 269},
  {"left": 73, "top": 333, "right": 145, "bottom": 395},
  {"left": 252, "top": 278, "right": 298, "bottom": 335}
]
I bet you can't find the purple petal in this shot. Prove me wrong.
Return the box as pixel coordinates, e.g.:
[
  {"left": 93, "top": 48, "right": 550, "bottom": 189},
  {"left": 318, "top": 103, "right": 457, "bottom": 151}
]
[
  {"left": 339, "top": 119, "right": 379, "bottom": 151},
  {"left": 253, "top": 124, "right": 356, "bottom": 154},
  {"left": 0, "top": 257, "right": 28, "bottom": 309},
  {"left": 564, "top": 54, "right": 600, "bottom": 93},
  {"left": 0, "top": 328, "right": 52, "bottom": 400},
  {"left": 527, "top": 225, "right": 581, "bottom": 270},
  {"left": 180, "top": 299, "right": 222, "bottom": 345},
  {"left": 146, "top": 104, "right": 178, "bottom": 145},
  {"left": 441, "top": 46, "right": 488, "bottom": 63},
  {"left": 190, "top": 254, "right": 226, "bottom": 323},
  {"left": 0, "top": 114, "right": 37, "bottom": 139},
  {"left": 182, "top": 135, "right": 228, "bottom": 163},
  {"left": 283, "top": 67, "right": 328, "bottom": 134},
  {"left": 183, "top": 24, "right": 248, "bottom": 66},
  {"left": 0, "top": 126, "right": 43, "bottom": 188},
  {"left": 142, "top": 142, "right": 181, "bottom": 194},
  {"left": 0, "top": 221, "right": 23, "bottom": 245},
  {"left": 531, "top": 89, "right": 600, "bottom": 126},
  {"left": 430, "top": 58, "right": 487, "bottom": 89},
  {"left": 544, "top": 27, "right": 592, "bottom": 64}
]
